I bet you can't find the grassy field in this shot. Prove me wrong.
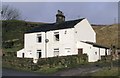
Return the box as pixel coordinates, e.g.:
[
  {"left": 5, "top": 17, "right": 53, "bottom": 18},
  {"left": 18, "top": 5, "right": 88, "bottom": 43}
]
[
  {"left": 90, "top": 67, "right": 119, "bottom": 76},
  {"left": 78, "top": 59, "right": 119, "bottom": 76}
]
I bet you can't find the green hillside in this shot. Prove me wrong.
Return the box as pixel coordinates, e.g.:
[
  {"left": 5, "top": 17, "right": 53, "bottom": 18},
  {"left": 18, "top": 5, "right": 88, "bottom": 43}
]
[
  {"left": 2, "top": 20, "right": 119, "bottom": 53},
  {"left": 2, "top": 20, "right": 44, "bottom": 41},
  {"left": 2, "top": 20, "right": 44, "bottom": 52}
]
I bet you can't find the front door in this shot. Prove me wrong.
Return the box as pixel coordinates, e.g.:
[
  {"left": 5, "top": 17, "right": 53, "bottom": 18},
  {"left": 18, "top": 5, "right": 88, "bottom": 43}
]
[
  {"left": 22, "top": 53, "right": 24, "bottom": 58},
  {"left": 78, "top": 48, "right": 83, "bottom": 55},
  {"left": 38, "top": 52, "right": 41, "bottom": 58},
  {"left": 37, "top": 52, "right": 41, "bottom": 58}
]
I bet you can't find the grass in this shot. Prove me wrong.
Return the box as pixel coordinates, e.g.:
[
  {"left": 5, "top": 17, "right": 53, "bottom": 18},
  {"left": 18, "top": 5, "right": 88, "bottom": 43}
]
[
  {"left": 3, "top": 46, "right": 22, "bottom": 53},
  {"left": 90, "top": 67, "right": 119, "bottom": 76},
  {"left": 36, "top": 67, "right": 60, "bottom": 74},
  {"left": 92, "top": 24, "right": 119, "bottom": 48},
  {"left": 78, "top": 67, "right": 119, "bottom": 76}
]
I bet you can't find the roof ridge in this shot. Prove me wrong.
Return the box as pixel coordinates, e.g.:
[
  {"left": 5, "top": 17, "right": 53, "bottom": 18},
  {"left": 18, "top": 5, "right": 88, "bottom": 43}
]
[{"left": 26, "top": 18, "right": 85, "bottom": 33}]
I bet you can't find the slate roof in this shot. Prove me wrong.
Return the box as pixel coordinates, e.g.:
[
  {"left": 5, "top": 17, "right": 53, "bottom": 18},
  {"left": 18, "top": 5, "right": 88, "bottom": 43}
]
[
  {"left": 81, "top": 41, "right": 110, "bottom": 49},
  {"left": 26, "top": 18, "right": 85, "bottom": 33}
]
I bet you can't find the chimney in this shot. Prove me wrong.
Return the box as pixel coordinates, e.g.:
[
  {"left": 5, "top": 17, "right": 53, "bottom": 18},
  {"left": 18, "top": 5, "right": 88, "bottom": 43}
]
[{"left": 56, "top": 10, "right": 65, "bottom": 23}]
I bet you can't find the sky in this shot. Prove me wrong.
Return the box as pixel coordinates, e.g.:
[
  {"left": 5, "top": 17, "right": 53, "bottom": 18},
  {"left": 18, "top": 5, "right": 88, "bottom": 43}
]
[{"left": 2, "top": 2, "right": 119, "bottom": 25}]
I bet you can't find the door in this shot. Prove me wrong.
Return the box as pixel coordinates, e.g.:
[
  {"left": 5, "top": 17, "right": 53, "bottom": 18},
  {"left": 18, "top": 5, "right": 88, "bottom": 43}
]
[
  {"left": 22, "top": 53, "right": 24, "bottom": 58},
  {"left": 38, "top": 52, "right": 41, "bottom": 58},
  {"left": 78, "top": 48, "right": 83, "bottom": 55}
]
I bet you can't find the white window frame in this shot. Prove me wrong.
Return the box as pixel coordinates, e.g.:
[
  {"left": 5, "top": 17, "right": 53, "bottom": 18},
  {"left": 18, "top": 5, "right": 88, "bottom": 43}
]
[
  {"left": 65, "top": 48, "right": 71, "bottom": 52},
  {"left": 54, "top": 48, "right": 59, "bottom": 56},
  {"left": 37, "top": 34, "right": 42, "bottom": 43},
  {"left": 54, "top": 32, "right": 59, "bottom": 41}
]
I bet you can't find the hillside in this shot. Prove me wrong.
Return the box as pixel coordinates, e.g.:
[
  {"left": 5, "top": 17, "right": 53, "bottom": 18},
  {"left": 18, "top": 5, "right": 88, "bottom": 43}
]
[
  {"left": 92, "top": 24, "right": 119, "bottom": 48},
  {"left": 2, "top": 20, "right": 45, "bottom": 52},
  {"left": 2, "top": 20, "right": 45, "bottom": 42},
  {"left": 2, "top": 20, "right": 119, "bottom": 53}
]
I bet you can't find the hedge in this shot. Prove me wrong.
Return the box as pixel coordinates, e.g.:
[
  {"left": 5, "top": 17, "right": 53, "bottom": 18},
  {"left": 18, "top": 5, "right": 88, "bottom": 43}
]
[{"left": 2, "top": 54, "right": 88, "bottom": 72}]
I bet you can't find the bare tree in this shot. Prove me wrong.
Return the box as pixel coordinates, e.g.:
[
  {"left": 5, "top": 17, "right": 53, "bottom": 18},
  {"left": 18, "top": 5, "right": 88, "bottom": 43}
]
[{"left": 1, "top": 5, "right": 21, "bottom": 20}]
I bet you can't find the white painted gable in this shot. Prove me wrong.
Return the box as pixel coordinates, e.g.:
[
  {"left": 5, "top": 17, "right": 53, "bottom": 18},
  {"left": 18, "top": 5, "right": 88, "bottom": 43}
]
[{"left": 74, "top": 18, "right": 96, "bottom": 43}]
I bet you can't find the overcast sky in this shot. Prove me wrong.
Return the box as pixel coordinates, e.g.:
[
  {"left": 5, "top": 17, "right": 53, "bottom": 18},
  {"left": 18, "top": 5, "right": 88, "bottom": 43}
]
[{"left": 2, "top": 2, "right": 118, "bottom": 25}]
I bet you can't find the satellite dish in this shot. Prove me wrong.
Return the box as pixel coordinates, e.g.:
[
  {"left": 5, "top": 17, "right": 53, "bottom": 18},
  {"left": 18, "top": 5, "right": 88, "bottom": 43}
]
[{"left": 45, "top": 39, "right": 49, "bottom": 43}]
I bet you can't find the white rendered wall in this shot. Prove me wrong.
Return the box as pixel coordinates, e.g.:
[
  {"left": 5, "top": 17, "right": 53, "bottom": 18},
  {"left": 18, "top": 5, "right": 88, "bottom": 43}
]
[
  {"left": 77, "top": 42, "right": 95, "bottom": 62},
  {"left": 74, "top": 19, "right": 96, "bottom": 43},
  {"left": 24, "top": 32, "right": 46, "bottom": 59},
  {"left": 76, "top": 42, "right": 102, "bottom": 62},
  {"left": 46, "top": 28, "right": 76, "bottom": 57},
  {"left": 23, "top": 28, "right": 76, "bottom": 59},
  {"left": 17, "top": 49, "right": 24, "bottom": 57},
  {"left": 107, "top": 49, "right": 111, "bottom": 55},
  {"left": 91, "top": 47, "right": 101, "bottom": 61},
  {"left": 100, "top": 48, "right": 106, "bottom": 56}
]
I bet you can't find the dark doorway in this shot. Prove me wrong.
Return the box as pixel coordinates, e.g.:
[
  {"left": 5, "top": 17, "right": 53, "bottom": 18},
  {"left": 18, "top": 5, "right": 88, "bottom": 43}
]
[
  {"left": 78, "top": 48, "right": 83, "bottom": 55},
  {"left": 22, "top": 53, "right": 24, "bottom": 58},
  {"left": 38, "top": 52, "right": 41, "bottom": 58}
]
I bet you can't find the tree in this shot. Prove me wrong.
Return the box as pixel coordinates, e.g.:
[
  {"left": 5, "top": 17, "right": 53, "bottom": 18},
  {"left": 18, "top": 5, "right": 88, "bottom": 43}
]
[{"left": 1, "top": 5, "right": 21, "bottom": 20}]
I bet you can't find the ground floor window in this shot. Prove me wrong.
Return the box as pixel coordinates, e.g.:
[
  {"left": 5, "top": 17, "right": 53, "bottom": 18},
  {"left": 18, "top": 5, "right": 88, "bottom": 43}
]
[
  {"left": 65, "top": 48, "right": 71, "bottom": 53},
  {"left": 78, "top": 48, "right": 83, "bottom": 55},
  {"left": 54, "top": 48, "right": 59, "bottom": 56}
]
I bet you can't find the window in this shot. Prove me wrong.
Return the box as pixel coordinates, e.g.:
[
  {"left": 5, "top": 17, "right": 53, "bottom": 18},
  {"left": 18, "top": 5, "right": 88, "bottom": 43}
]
[
  {"left": 78, "top": 48, "right": 83, "bottom": 55},
  {"left": 37, "top": 34, "right": 42, "bottom": 43},
  {"left": 22, "top": 53, "right": 24, "bottom": 58},
  {"left": 54, "top": 48, "right": 59, "bottom": 56},
  {"left": 64, "top": 31, "right": 67, "bottom": 34},
  {"left": 65, "top": 48, "right": 71, "bottom": 52},
  {"left": 54, "top": 32, "right": 59, "bottom": 41}
]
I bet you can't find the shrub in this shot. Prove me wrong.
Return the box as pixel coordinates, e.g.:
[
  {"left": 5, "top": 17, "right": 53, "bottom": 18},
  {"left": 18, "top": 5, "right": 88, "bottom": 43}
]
[{"left": 3, "top": 54, "right": 88, "bottom": 73}]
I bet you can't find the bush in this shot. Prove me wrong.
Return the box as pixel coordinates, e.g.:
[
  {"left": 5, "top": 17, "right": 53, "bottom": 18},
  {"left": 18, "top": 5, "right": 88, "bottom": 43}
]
[{"left": 3, "top": 54, "right": 88, "bottom": 73}]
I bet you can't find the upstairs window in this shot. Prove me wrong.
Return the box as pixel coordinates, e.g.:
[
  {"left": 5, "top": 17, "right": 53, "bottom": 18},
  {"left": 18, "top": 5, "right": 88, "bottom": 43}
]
[
  {"left": 54, "top": 32, "right": 59, "bottom": 41},
  {"left": 37, "top": 34, "right": 42, "bottom": 43}
]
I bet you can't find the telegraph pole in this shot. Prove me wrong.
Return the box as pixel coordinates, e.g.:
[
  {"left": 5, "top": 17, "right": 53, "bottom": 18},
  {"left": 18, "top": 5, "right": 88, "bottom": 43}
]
[
  {"left": 110, "top": 45, "right": 116, "bottom": 69},
  {"left": 110, "top": 45, "right": 113, "bottom": 69}
]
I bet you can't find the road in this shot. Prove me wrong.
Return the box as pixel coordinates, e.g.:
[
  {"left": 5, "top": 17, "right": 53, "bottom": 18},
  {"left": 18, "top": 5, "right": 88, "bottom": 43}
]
[
  {"left": 2, "top": 68, "right": 43, "bottom": 76},
  {"left": 53, "top": 64, "right": 102, "bottom": 76},
  {"left": 2, "top": 64, "right": 102, "bottom": 76}
]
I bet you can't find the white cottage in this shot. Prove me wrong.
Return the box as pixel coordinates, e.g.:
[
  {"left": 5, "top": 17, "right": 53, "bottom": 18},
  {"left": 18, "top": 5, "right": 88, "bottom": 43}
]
[{"left": 17, "top": 10, "right": 110, "bottom": 63}]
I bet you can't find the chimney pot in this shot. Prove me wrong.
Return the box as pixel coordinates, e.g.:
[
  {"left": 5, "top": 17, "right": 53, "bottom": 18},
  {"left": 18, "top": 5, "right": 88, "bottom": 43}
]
[{"left": 56, "top": 10, "right": 65, "bottom": 23}]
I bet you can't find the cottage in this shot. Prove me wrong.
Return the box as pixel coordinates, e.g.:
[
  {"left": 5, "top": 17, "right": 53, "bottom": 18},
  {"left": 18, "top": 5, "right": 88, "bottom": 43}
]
[{"left": 17, "top": 10, "right": 110, "bottom": 63}]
